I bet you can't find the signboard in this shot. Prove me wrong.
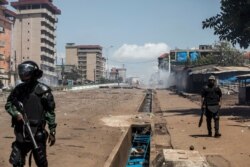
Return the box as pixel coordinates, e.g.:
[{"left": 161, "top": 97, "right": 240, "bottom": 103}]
[
  {"left": 189, "top": 52, "right": 199, "bottom": 61},
  {"left": 177, "top": 52, "right": 188, "bottom": 62}
]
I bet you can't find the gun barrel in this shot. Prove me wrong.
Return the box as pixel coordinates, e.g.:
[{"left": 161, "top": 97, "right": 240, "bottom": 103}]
[{"left": 25, "top": 122, "right": 38, "bottom": 149}]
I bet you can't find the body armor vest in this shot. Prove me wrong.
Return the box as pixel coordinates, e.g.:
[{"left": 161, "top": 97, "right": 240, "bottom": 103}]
[
  {"left": 204, "top": 86, "right": 220, "bottom": 106},
  {"left": 15, "top": 83, "right": 46, "bottom": 143}
]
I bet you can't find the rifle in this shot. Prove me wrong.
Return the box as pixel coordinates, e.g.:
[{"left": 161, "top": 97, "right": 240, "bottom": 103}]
[
  {"left": 18, "top": 102, "right": 38, "bottom": 149},
  {"left": 198, "top": 106, "right": 205, "bottom": 127},
  {"left": 18, "top": 102, "right": 46, "bottom": 167}
]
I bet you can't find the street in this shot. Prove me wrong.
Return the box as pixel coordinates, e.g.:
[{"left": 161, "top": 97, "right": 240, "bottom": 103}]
[{"left": 0, "top": 88, "right": 249, "bottom": 167}]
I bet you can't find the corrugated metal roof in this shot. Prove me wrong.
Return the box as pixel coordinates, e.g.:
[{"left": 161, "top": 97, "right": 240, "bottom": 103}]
[
  {"left": 236, "top": 74, "right": 250, "bottom": 80},
  {"left": 189, "top": 66, "right": 250, "bottom": 75}
]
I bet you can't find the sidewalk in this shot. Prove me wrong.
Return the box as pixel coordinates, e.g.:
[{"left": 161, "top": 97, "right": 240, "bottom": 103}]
[{"left": 156, "top": 90, "right": 250, "bottom": 167}]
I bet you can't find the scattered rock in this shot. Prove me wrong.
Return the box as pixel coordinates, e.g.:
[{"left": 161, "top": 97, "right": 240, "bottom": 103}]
[
  {"left": 203, "top": 146, "right": 206, "bottom": 150},
  {"left": 189, "top": 145, "right": 194, "bottom": 150}
]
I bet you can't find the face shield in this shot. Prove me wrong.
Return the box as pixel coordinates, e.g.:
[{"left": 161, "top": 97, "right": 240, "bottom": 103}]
[
  {"left": 208, "top": 79, "right": 215, "bottom": 87},
  {"left": 18, "top": 63, "right": 35, "bottom": 82}
]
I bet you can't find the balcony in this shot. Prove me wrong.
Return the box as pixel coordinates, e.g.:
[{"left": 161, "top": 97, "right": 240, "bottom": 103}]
[
  {"left": 0, "top": 40, "right": 5, "bottom": 47},
  {"left": 0, "top": 68, "right": 5, "bottom": 74},
  {"left": 41, "top": 51, "right": 54, "bottom": 59},
  {"left": 43, "top": 70, "right": 57, "bottom": 77},
  {"left": 0, "top": 54, "right": 4, "bottom": 60},
  {"left": 41, "top": 60, "right": 54, "bottom": 67}
]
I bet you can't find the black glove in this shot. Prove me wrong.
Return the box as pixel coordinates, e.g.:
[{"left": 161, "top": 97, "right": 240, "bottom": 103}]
[{"left": 48, "top": 131, "right": 56, "bottom": 146}]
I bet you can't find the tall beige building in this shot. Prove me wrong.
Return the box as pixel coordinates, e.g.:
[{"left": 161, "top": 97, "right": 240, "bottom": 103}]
[
  {"left": 66, "top": 44, "right": 106, "bottom": 82},
  {"left": 11, "top": 0, "right": 61, "bottom": 86}
]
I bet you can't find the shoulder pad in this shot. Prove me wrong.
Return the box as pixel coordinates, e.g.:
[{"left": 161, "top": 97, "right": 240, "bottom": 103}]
[
  {"left": 15, "top": 82, "right": 25, "bottom": 89},
  {"left": 35, "top": 83, "right": 51, "bottom": 95},
  {"left": 204, "top": 85, "right": 208, "bottom": 89}
]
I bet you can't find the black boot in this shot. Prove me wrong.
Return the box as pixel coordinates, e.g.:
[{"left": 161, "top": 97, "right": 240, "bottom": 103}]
[{"left": 214, "top": 132, "right": 221, "bottom": 138}]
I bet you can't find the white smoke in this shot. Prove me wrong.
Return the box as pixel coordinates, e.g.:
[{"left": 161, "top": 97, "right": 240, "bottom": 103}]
[
  {"left": 148, "top": 69, "right": 175, "bottom": 89},
  {"left": 111, "top": 43, "right": 170, "bottom": 85}
]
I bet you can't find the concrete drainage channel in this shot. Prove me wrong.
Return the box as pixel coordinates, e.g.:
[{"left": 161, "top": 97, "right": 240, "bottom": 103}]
[
  {"left": 104, "top": 89, "right": 153, "bottom": 167},
  {"left": 139, "top": 89, "right": 153, "bottom": 113},
  {"left": 104, "top": 89, "right": 225, "bottom": 167}
]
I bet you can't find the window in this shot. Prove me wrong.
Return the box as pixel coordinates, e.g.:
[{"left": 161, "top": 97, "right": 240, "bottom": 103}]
[{"left": 0, "top": 26, "right": 4, "bottom": 33}]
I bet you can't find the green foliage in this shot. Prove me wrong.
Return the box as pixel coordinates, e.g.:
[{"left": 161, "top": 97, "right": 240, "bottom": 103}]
[
  {"left": 214, "top": 41, "right": 245, "bottom": 66},
  {"left": 193, "top": 54, "right": 217, "bottom": 66},
  {"left": 202, "top": 0, "right": 250, "bottom": 49}
]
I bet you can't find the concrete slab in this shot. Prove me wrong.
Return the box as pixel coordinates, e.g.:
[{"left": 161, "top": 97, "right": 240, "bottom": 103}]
[{"left": 162, "top": 149, "right": 210, "bottom": 167}]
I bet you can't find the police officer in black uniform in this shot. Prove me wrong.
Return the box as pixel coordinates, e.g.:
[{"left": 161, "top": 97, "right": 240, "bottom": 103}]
[
  {"left": 201, "top": 75, "right": 222, "bottom": 138},
  {"left": 5, "top": 61, "right": 57, "bottom": 167}
]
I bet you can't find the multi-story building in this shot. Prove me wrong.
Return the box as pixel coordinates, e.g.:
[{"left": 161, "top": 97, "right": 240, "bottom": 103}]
[
  {"left": 66, "top": 44, "right": 106, "bottom": 82},
  {"left": 11, "top": 0, "right": 61, "bottom": 86},
  {"left": 0, "top": 0, "right": 16, "bottom": 88},
  {"left": 56, "top": 65, "right": 80, "bottom": 85},
  {"left": 109, "top": 67, "right": 126, "bottom": 82}
]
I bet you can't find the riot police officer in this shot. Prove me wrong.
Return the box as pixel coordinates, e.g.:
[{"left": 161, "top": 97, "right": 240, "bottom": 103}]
[
  {"left": 201, "top": 75, "right": 222, "bottom": 138},
  {"left": 5, "top": 61, "right": 57, "bottom": 167}
]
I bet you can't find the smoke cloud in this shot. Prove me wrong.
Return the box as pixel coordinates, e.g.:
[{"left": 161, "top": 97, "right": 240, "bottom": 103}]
[{"left": 110, "top": 43, "right": 170, "bottom": 86}]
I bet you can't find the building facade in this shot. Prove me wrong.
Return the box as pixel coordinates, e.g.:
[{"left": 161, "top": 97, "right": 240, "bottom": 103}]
[
  {"left": 0, "top": 0, "right": 16, "bottom": 88},
  {"left": 66, "top": 44, "right": 106, "bottom": 82},
  {"left": 170, "top": 45, "right": 220, "bottom": 65},
  {"left": 109, "top": 67, "right": 126, "bottom": 82},
  {"left": 11, "top": 0, "right": 61, "bottom": 86},
  {"left": 56, "top": 64, "right": 80, "bottom": 85},
  {"left": 158, "top": 53, "right": 169, "bottom": 71}
]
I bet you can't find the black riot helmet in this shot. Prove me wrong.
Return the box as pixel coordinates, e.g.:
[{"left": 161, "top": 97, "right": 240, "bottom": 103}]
[{"left": 18, "top": 61, "right": 43, "bottom": 82}]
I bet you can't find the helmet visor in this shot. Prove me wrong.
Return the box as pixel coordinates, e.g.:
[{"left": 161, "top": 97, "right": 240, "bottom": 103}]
[{"left": 18, "top": 63, "right": 35, "bottom": 81}]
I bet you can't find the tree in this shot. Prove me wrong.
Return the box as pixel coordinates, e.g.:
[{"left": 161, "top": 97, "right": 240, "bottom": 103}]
[
  {"left": 202, "top": 0, "right": 250, "bottom": 49},
  {"left": 214, "top": 41, "right": 244, "bottom": 66}
]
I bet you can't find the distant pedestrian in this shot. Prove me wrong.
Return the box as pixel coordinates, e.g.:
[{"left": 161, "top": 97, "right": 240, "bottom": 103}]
[{"left": 201, "top": 75, "right": 222, "bottom": 138}]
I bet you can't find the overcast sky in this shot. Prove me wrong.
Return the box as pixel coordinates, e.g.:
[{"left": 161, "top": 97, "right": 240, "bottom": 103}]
[{"left": 10, "top": 0, "right": 227, "bottom": 81}]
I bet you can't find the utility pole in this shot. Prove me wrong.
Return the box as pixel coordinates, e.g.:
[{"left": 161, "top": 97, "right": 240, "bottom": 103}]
[
  {"left": 106, "top": 45, "right": 113, "bottom": 80},
  {"left": 94, "top": 68, "right": 96, "bottom": 83},
  {"left": 61, "top": 58, "right": 64, "bottom": 85},
  {"left": 116, "top": 69, "right": 120, "bottom": 86}
]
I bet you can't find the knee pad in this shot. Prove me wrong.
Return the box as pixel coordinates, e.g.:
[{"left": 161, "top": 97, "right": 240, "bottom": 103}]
[
  {"left": 33, "top": 147, "right": 48, "bottom": 167},
  {"left": 9, "top": 143, "right": 24, "bottom": 166}
]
